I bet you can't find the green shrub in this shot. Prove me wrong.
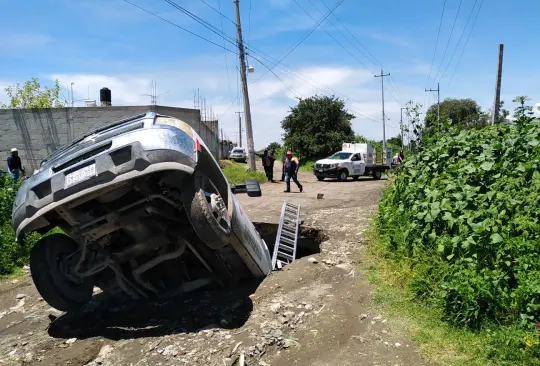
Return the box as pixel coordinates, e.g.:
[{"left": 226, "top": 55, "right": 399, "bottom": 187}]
[
  {"left": 0, "top": 175, "right": 39, "bottom": 275},
  {"left": 377, "top": 117, "right": 540, "bottom": 362}
]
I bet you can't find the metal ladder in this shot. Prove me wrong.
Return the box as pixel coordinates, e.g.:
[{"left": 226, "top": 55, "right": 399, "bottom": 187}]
[{"left": 271, "top": 201, "right": 301, "bottom": 270}]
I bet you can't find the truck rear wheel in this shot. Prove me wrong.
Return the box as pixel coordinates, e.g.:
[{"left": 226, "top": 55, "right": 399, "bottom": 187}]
[
  {"left": 337, "top": 170, "right": 348, "bottom": 182},
  {"left": 30, "top": 234, "right": 94, "bottom": 312},
  {"left": 317, "top": 177, "right": 325, "bottom": 181},
  {"left": 372, "top": 170, "right": 382, "bottom": 180}
]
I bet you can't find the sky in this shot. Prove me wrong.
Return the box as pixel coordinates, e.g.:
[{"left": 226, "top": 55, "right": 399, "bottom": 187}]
[{"left": 1, "top": 0, "right": 539, "bottom": 149}]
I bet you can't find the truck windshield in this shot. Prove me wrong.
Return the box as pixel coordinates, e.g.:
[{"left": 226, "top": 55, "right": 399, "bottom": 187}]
[{"left": 328, "top": 152, "right": 352, "bottom": 160}]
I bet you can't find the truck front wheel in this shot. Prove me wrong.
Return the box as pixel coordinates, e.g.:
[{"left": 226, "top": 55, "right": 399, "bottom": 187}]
[
  {"left": 182, "top": 172, "right": 231, "bottom": 250},
  {"left": 30, "top": 234, "right": 94, "bottom": 312},
  {"left": 337, "top": 170, "right": 348, "bottom": 182}
]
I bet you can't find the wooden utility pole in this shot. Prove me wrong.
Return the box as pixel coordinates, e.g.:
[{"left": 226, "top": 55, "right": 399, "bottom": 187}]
[
  {"left": 492, "top": 44, "right": 504, "bottom": 125},
  {"left": 425, "top": 83, "right": 440, "bottom": 132},
  {"left": 374, "top": 69, "right": 390, "bottom": 153},
  {"left": 235, "top": 111, "right": 243, "bottom": 147},
  {"left": 234, "top": 0, "right": 256, "bottom": 171},
  {"left": 400, "top": 107, "right": 406, "bottom": 148}
]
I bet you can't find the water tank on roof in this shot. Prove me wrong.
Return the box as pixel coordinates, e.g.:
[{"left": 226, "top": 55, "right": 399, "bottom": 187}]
[{"left": 100, "top": 87, "right": 111, "bottom": 107}]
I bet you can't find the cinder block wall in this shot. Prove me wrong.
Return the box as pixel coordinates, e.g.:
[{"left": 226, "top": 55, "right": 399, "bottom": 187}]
[{"left": 0, "top": 106, "right": 219, "bottom": 171}]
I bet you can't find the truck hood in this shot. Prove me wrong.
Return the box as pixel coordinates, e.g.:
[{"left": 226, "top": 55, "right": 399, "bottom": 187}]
[{"left": 316, "top": 158, "right": 346, "bottom": 164}]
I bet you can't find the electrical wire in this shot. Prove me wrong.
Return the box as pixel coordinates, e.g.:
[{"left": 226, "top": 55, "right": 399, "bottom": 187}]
[
  {"left": 425, "top": 0, "right": 446, "bottom": 90},
  {"left": 433, "top": 0, "right": 463, "bottom": 82},
  {"left": 447, "top": 0, "right": 484, "bottom": 87},
  {"left": 127, "top": 0, "right": 395, "bottom": 128},
  {"left": 199, "top": 0, "right": 236, "bottom": 25},
  {"left": 123, "top": 0, "right": 238, "bottom": 54},
  {"left": 316, "top": 0, "right": 405, "bottom": 104},
  {"left": 250, "top": 0, "right": 345, "bottom": 84},
  {"left": 299, "top": 0, "right": 402, "bottom": 106},
  {"left": 438, "top": 0, "right": 478, "bottom": 83},
  {"left": 216, "top": 0, "right": 233, "bottom": 95}
]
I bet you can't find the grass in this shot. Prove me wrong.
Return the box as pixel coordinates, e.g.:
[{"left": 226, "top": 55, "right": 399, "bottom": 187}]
[
  {"left": 364, "top": 225, "right": 540, "bottom": 366},
  {"left": 299, "top": 159, "right": 316, "bottom": 173},
  {"left": 220, "top": 160, "right": 267, "bottom": 185}
]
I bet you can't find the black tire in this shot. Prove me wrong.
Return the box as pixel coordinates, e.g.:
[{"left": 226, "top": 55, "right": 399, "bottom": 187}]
[
  {"left": 317, "top": 177, "right": 325, "bottom": 181},
  {"left": 30, "top": 234, "right": 94, "bottom": 312},
  {"left": 352, "top": 175, "right": 360, "bottom": 181},
  {"left": 337, "top": 170, "right": 348, "bottom": 182},
  {"left": 373, "top": 170, "right": 382, "bottom": 180},
  {"left": 182, "top": 172, "right": 231, "bottom": 250}
]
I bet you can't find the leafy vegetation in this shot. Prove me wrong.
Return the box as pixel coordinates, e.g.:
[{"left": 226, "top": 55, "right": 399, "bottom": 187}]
[
  {"left": 281, "top": 95, "right": 355, "bottom": 160},
  {"left": 0, "top": 77, "right": 65, "bottom": 109},
  {"left": 220, "top": 160, "right": 266, "bottom": 184},
  {"left": 0, "top": 175, "right": 40, "bottom": 275},
  {"left": 376, "top": 114, "right": 540, "bottom": 364}
]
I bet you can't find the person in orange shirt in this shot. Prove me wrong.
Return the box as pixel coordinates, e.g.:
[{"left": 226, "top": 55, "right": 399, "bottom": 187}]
[{"left": 283, "top": 150, "right": 303, "bottom": 193}]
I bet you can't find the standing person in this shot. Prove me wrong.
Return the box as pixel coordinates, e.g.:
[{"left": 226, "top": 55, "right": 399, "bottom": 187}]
[
  {"left": 267, "top": 150, "right": 276, "bottom": 182},
  {"left": 283, "top": 150, "right": 303, "bottom": 193},
  {"left": 280, "top": 152, "right": 286, "bottom": 181},
  {"left": 399, "top": 151, "right": 405, "bottom": 163},
  {"left": 7, "top": 148, "right": 24, "bottom": 180},
  {"left": 257, "top": 149, "right": 272, "bottom": 182}
]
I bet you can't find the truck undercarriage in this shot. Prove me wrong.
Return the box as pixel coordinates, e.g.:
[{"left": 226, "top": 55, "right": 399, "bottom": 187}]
[{"left": 30, "top": 170, "right": 251, "bottom": 311}]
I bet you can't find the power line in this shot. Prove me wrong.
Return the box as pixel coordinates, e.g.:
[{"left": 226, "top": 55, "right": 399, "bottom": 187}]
[
  {"left": 317, "top": 0, "right": 405, "bottom": 103},
  {"left": 124, "top": 0, "right": 238, "bottom": 54},
  {"left": 127, "top": 0, "right": 395, "bottom": 129},
  {"left": 215, "top": 0, "right": 233, "bottom": 96},
  {"left": 199, "top": 0, "right": 236, "bottom": 24},
  {"left": 250, "top": 0, "right": 345, "bottom": 84},
  {"left": 425, "top": 0, "right": 446, "bottom": 90},
  {"left": 433, "top": 0, "right": 463, "bottom": 82},
  {"left": 438, "top": 0, "right": 478, "bottom": 83},
  {"left": 448, "top": 0, "right": 484, "bottom": 87}
]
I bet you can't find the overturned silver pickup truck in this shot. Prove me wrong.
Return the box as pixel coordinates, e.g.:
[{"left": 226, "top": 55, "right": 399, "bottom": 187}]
[{"left": 12, "top": 112, "right": 272, "bottom": 312}]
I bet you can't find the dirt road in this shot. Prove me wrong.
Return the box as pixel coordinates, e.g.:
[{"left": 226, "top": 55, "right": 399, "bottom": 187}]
[{"left": 0, "top": 165, "right": 430, "bottom": 366}]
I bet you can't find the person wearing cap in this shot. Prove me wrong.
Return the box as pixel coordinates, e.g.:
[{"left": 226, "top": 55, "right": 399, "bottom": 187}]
[
  {"left": 283, "top": 150, "right": 303, "bottom": 193},
  {"left": 7, "top": 148, "right": 24, "bottom": 180}
]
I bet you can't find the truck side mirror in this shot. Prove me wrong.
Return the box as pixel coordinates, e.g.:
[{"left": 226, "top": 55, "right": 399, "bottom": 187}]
[{"left": 230, "top": 179, "right": 262, "bottom": 197}]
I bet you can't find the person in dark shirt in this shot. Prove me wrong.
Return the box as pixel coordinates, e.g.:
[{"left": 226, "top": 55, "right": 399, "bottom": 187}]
[
  {"left": 7, "top": 148, "right": 24, "bottom": 180},
  {"left": 267, "top": 150, "right": 276, "bottom": 182}
]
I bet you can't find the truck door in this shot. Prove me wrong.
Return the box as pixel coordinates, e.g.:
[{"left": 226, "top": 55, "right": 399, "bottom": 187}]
[{"left": 351, "top": 153, "right": 365, "bottom": 175}]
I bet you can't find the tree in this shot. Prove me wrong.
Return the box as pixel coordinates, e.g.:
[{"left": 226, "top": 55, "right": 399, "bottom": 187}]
[
  {"left": 0, "top": 78, "right": 65, "bottom": 109},
  {"left": 387, "top": 135, "right": 402, "bottom": 148},
  {"left": 425, "top": 98, "right": 483, "bottom": 131},
  {"left": 512, "top": 95, "right": 533, "bottom": 119},
  {"left": 404, "top": 100, "right": 423, "bottom": 151},
  {"left": 266, "top": 142, "right": 281, "bottom": 152},
  {"left": 281, "top": 95, "right": 355, "bottom": 159}
]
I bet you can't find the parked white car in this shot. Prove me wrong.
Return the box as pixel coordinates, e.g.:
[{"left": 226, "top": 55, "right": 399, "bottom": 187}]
[{"left": 229, "top": 147, "right": 247, "bottom": 163}]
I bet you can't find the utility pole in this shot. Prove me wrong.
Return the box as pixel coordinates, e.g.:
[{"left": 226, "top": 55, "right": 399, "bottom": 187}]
[
  {"left": 425, "top": 83, "right": 440, "bottom": 132},
  {"left": 234, "top": 0, "right": 256, "bottom": 171},
  {"left": 491, "top": 44, "right": 504, "bottom": 125},
  {"left": 400, "top": 107, "right": 406, "bottom": 148},
  {"left": 70, "top": 82, "right": 74, "bottom": 107},
  {"left": 235, "top": 111, "right": 243, "bottom": 147},
  {"left": 374, "top": 69, "right": 390, "bottom": 153},
  {"left": 221, "top": 128, "right": 224, "bottom": 142}
]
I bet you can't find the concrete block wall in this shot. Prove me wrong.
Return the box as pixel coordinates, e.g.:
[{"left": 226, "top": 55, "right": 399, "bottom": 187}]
[{"left": 0, "top": 105, "right": 219, "bottom": 171}]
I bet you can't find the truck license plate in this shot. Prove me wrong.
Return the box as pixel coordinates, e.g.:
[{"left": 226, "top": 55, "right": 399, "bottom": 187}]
[
  {"left": 65, "top": 164, "right": 96, "bottom": 188},
  {"left": 318, "top": 169, "right": 323, "bottom": 172}
]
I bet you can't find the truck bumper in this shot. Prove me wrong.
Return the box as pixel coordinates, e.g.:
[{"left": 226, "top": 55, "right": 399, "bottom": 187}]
[{"left": 313, "top": 167, "right": 340, "bottom": 178}]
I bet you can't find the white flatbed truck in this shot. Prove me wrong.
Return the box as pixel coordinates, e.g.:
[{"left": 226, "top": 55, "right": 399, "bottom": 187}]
[{"left": 313, "top": 143, "right": 392, "bottom": 181}]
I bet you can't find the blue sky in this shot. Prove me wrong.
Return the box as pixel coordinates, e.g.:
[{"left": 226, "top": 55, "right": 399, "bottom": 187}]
[{"left": 1, "top": 0, "right": 539, "bottom": 149}]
